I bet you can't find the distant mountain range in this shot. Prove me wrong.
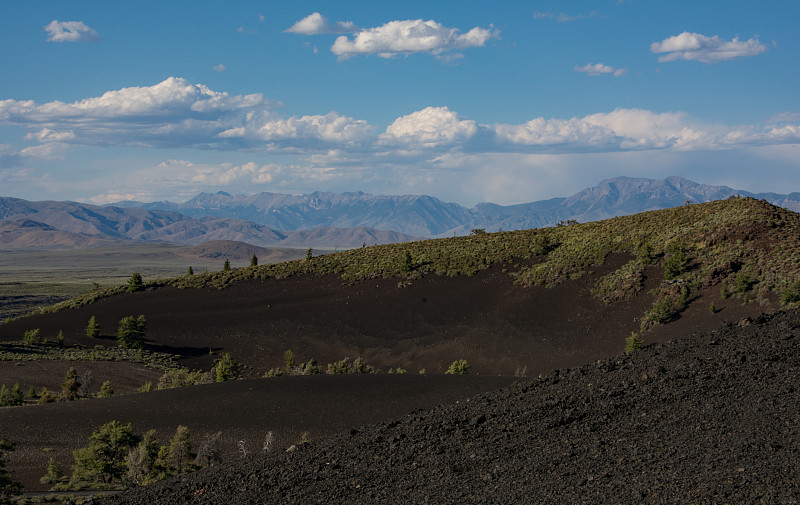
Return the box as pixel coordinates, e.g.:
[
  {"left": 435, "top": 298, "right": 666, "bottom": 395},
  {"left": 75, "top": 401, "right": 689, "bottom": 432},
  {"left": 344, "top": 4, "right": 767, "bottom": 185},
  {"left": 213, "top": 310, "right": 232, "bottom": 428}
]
[{"left": 2, "top": 176, "right": 799, "bottom": 250}]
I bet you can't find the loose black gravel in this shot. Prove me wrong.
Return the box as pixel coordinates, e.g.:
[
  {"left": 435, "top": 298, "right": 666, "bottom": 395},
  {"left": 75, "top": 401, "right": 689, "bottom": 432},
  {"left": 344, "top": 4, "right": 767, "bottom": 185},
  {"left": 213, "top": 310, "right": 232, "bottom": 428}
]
[{"left": 102, "top": 310, "right": 800, "bottom": 505}]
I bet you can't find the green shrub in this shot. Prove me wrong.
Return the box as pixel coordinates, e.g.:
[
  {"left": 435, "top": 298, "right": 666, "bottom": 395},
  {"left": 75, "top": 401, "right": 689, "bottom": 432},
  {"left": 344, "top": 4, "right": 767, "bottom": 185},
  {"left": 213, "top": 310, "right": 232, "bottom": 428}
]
[
  {"left": 642, "top": 297, "right": 675, "bottom": 328},
  {"left": 212, "top": 353, "right": 241, "bottom": 382},
  {"left": 326, "top": 357, "right": 376, "bottom": 374},
  {"left": 23, "top": 328, "right": 42, "bottom": 345},
  {"left": 300, "top": 359, "right": 319, "bottom": 375},
  {"left": 157, "top": 369, "right": 209, "bottom": 389},
  {"left": 98, "top": 381, "right": 114, "bottom": 398},
  {"left": 445, "top": 359, "right": 470, "bottom": 375},
  {"left": 663, "top": 249, "right": 687, "bottom": 280},
  {"left": 734, "top": 272, "right": 753, "bottom": 293},
  {"left": 781, "top": 279, "right": 800, "bottom": 304}
]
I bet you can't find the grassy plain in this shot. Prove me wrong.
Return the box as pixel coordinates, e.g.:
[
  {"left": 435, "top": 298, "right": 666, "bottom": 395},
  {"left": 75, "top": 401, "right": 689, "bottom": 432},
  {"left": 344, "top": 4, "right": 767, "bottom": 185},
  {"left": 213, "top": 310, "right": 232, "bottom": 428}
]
[{"left": 0, "top": 243, "right": 307, "bottom": 319}]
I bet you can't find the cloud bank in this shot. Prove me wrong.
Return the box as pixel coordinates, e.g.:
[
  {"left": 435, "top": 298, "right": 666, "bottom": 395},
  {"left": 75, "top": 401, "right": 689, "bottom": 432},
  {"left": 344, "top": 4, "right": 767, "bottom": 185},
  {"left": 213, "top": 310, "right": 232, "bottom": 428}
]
[
  {"left": 651, "top": 32, "right": 767, "bottom": 63},
  {"left": 44, "top": 20, "right": 99, "bottom": 43},
  {"left": 1, "top": 78, "right": 798, "bottom": 159}
]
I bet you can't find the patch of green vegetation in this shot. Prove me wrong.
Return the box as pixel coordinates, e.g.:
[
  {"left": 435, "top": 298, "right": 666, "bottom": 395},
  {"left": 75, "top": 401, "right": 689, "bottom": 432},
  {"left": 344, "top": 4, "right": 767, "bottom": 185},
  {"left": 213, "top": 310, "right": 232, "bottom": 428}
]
[
  {"left": 0, "top": 342, "right": 183, "bottom": 371},
  {"left": 592, "top": 260, "right": 647, "bottom": 303}
]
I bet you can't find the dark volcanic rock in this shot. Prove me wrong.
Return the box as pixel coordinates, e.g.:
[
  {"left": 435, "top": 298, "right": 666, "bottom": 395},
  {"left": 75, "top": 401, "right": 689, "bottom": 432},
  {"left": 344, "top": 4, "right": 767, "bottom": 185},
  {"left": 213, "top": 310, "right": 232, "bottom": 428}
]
[{"left": 102, "top": 309, "right": 800, "bottom": 504}]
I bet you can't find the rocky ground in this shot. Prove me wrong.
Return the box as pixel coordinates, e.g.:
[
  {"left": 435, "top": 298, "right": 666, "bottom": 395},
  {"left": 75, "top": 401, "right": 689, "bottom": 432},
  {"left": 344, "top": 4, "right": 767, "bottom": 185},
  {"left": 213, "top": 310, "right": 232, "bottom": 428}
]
[{"left": 98, "top": 308, "right": 800, "bottom": 505}]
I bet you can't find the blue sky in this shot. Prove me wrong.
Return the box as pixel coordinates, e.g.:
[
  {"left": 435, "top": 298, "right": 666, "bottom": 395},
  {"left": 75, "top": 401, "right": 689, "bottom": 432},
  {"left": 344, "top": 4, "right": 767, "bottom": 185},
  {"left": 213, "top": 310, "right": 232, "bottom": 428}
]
[{"left": 1, "top": 0, "right": 798, "bottom": 206}]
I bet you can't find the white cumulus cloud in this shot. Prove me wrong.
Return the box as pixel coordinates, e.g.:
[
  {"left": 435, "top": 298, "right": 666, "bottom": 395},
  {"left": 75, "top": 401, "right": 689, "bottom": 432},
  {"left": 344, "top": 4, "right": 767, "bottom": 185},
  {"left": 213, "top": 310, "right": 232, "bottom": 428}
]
[
  {"left": 212, "top": 64, "right": 226, "bottom": 72},
  {"left": 381, "top": 107, "right": 478, "bottom": 147},
  {"left": 650, "top": 32, "right": 767, "bottom": 63},
  {"left": 220, "top": 111, "right": 373, "bottom": 149},
  {"left": 286, "top": 12, "right": 357, "bottom": 35},
  {"left": 574, "top": 63, "right": 627, "bottom": 77},
  {"left": 331, "top": 19, "right": 497, "bottom": 60},
  {"left": 44, "top": 20, "right": 99, "bottom": 42}
]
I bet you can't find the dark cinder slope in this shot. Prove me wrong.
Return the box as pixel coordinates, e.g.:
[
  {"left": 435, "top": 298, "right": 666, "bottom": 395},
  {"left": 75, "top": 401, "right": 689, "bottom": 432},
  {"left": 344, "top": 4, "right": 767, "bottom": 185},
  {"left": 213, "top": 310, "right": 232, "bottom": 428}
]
[
  {"left": 2, "top": 375, "right": 516, "bottom": 491},
  {"left": 102, "top": 308, "right": 800, "bottom": 505}
]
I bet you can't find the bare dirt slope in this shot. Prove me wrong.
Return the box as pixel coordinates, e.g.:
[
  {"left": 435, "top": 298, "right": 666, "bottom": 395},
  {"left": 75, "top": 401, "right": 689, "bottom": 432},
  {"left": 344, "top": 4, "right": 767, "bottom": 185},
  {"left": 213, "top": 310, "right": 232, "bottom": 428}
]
[{"left": 102, "top": 308, "right": 800, "bottom": 505}]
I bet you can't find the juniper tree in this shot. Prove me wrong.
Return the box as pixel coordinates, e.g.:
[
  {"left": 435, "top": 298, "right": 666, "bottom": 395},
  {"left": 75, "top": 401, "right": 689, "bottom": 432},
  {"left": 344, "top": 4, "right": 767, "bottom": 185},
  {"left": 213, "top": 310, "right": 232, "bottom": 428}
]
[
  {"left": 223, "top": 259, "right": 231, "bottom": 272},
  {"left": 250, "top": 254, "right": 258, "bottom": 266}
]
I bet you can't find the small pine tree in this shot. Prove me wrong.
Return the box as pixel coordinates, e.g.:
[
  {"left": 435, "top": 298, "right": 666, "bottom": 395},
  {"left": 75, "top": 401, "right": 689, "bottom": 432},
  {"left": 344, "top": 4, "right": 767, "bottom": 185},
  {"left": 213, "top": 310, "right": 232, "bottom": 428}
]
[
  {"left": 9, "top": 383, "right": 23, "bottom": 407},
  {"left": 223, "top": 259, "right": 231, "bottom": 272},
  {"left": 283, "top": 349, "right": 295, "bottom": 370},
  {"left": 213, "top": 352, "right": 240, "bottom": 382},
  {"left": 127, "top": 272, "right": 144, "bottom": 293},
  {"left": 250, "top": 254, "right": 258, "bottom": 267},
  {"left": 186, "top": 266, "right": 194, "bottom": 276},
  {"left": 167, "top": 426, "right": 195, "bottom": 475},
  {"left": 0, "top": 435, "right": 23, "bottom": 500},
  {"left": 117, "top": 315, "right": 147, "bottom": 349},
  {"left": 305, "top": 248, "right": 313, "bottom": 261},
  {"left": 0, "top": 385, "right": 9, "bottom": 407},
  {"left": 98, "top": 381, "right": 114, "bottom": 398},
  {"left": 27, "top": 385, "right": 36, "bottom": 399},
  {"left": 625, "top": 333, "right": 643, "bottom": 354},
  {"left": 40, "top": 456, "right": 63, "bottom": 485},
  {"left": 55, "top": 330, "right": 64, "bottom": 347},
  {"left": 402, "top": 251, "right": 414, "bottom": 273},
  {"left": 86, "top": 316, "right": 100, "bottom": 338}
]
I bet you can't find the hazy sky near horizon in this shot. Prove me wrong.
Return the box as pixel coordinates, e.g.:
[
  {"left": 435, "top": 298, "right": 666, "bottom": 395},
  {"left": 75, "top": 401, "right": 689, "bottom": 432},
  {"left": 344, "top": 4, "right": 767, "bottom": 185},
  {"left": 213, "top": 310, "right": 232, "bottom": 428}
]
[{"left": 1, "top": 0, "right": 798, "bottom": 206}]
